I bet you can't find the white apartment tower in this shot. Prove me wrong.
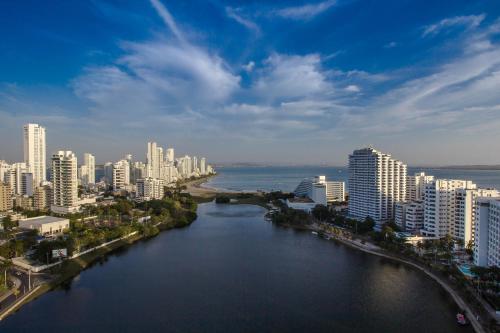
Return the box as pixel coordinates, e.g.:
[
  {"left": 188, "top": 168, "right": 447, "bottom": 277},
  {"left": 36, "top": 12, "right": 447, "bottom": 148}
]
[
  {"left": 51, "top": 151, "right": 79, "bottom": 214},
  {"left": 407, "top": 172, "right": 434, "bottom": 201},
  {"left": 455, "top": 188, "right": 499, "bottom": 246},
  {"left": 113, "top": 160, "right": 130, "bottom": 191},
  {"left": 147, "top": 142, "right": 163, "bottom": 179},
  {"left": 200, "top": 158, "right": 206, "bottom": 175},
  {"left": 348, "top": 148, "right": 407, "bottom": 224},
  {"left": 136, "top": 177, "right": 165, "bottom": 201},
  {"left": 474, "top": 198, "right": 500, "bottom": 267},
  {"left": 23, "top": 123, "right": 46, "bottom": 186},
  {"left": 83, "top": 153, "right": 95, "bottom": 185},
  {"left": 422, "top": 179, "right": 476, "bottom": 238},
  {"left": 166, "top": 148, "right": 175, "bottom": 163}
]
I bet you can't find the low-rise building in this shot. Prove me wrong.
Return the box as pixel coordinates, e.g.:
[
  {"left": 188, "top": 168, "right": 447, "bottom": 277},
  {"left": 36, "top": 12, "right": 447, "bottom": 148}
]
[
  {"left": 18, "top": 216, "right": 70, "bottom": 235},
  {"left": 294, "top": 175, "right": 345, "bottom": 206},
  {"left": 285, "top": 197, "right": 317, "bottom": 213}
]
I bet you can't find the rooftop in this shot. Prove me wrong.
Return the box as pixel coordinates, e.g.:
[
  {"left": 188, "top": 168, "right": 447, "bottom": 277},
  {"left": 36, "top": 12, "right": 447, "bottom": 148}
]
[{"left": 19, "top": 216, "right": 69, "bottom": 226}]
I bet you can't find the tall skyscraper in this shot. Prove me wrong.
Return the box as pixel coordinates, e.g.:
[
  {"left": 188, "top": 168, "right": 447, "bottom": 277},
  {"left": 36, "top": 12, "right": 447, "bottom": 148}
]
[
  {"left": 166, "top": 148, "right": 174, "bottom": 163},
  {"left": 200, "top": 158, "right": 206, "bottom": 175},
  {"left": 84, "top": 153, "right": 95, "bottom": 184},
  {"left": 147, "top": 142, "right": 163, "bottom": 179},
  {"left": 23, "top": 123, "right": 46, "bottom": 186},
  {"left": 79, "top": 153, "right": 95, "bottom": 186},
  {"left": 51, "top": 151, "right": 79, "bottom": 214},
  {"left": 348, "top": 147, "right": 407, "bottom": 224}
]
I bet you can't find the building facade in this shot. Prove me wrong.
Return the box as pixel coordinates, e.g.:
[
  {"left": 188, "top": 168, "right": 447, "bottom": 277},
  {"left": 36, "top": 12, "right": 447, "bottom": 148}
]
[
  {"left": 112, "top": 160, "right": 130, "bottom": 191},
  {"left": 455, "top": 188, "right": 499, "bottom": 246},
  {"left": 407, "top": 172, "right": 434, "bottom": 201},
  {"left": 0, "top": 182, "right": 13, "bottom": 212},
  {"left": 348, "top": 147, "right": 407, "bottom": 224},
  {"left": 474, "top": 198, "right": 500, "bottom": 267},
  {"left": 422, "top": 179, "right": 476, "bottom": 238},
  {"left": 51, "top": 151, "right": 79, "bottom": 214},
  {"left": 136, "top": 177, "right": 165, "bottom": 200},
  {"left": 23, "top": 123, "right": 46, "bottom": 187}
]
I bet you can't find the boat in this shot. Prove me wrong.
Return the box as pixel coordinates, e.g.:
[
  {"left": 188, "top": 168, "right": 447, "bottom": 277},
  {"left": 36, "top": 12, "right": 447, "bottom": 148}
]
[
  {"left": 311, "top": 231, "right": 318, "bottom": 235},
  {"left": 456, "top": 313, "right": 468, "bottom": 325}
]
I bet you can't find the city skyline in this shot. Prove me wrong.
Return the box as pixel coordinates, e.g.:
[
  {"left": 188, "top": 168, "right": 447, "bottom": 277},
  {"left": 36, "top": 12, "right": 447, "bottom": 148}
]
[{"left": 1, "top": 1, "right": 500, "bottom": 164}]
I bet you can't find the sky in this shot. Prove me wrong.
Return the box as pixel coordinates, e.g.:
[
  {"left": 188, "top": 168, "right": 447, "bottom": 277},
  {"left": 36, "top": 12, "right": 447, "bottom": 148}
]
[{"left": 1, "top": 0, "right": 500, "bottom": 166}]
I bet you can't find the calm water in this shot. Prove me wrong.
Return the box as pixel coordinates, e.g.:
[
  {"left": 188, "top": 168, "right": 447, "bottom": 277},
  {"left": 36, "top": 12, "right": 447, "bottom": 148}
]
[
  {"left": 206, "top": 166, "right": 500, "bottom": 192},
  {"left": 1, "top": 203, "right": 472, "bottom": 332}
]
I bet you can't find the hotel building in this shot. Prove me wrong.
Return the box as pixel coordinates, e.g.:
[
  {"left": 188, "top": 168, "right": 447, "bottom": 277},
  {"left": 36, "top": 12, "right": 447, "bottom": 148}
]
[{"left": 348, "top": 148, "right": 407, "bottom": 224}]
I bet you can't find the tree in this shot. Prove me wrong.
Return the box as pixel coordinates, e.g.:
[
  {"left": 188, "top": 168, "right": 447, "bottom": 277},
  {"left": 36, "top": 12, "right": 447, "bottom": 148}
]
[
  {"left": 2, "top": 216, "right": 16, "bottom": 231},
  {"left": 312, "top": 205, "right": 330, "bottom": 222}
]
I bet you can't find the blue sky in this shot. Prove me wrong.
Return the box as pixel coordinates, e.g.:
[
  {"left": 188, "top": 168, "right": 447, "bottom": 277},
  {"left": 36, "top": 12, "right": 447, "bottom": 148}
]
[{"left": 1, "top": 0, "right": 500, "bottom": 165}]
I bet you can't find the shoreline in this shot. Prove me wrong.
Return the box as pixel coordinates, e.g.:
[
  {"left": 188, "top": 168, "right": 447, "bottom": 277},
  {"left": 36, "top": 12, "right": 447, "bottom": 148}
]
[
  {"left": 0, "top": 215, "right": 196, "bottom": 322},
  {"left": 275, "top": 221, "right": 486, "bottom": 333}
]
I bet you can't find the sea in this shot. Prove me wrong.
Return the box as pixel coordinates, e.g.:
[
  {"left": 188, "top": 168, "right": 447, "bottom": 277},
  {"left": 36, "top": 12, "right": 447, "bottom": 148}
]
[{"left": 205, "top": 166, "right": 500, "bottom": 193}]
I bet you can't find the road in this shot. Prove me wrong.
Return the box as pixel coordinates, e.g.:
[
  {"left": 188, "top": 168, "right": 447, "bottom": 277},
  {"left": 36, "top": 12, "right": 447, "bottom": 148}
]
[{"left": 0, "top": 267, "right": 50, "bottom": 314}]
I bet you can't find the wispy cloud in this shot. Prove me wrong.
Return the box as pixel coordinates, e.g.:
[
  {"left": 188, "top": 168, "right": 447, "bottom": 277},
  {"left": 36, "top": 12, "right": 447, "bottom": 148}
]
[
  {"left": 149, "top": 0, "right": 185, "bottom": 42},
  {"left": 225, "top": 7, "right": 260, "bottom": 34},
  {"left": 384, "top": 41, "right": 397, "bottom": 48},
  {"left": 274, "top": 0, "right": 337, "bottom": 20},
  {"left": 422, "top": 14, "right": 485, "bottom": 37}
]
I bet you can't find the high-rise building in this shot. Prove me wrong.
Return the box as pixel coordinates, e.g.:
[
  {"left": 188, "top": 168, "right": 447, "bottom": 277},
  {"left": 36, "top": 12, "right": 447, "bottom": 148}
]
[
  {"left": 192, "top": 156, "right": 198, "bottom": 174},
  {"left": 104, "top": 162, "right": 114, "bottom": 185},
  {"left": 136, "top": 177, "right": 165, "bottom": 200},
  {"left": 395, "top": 200, "right": 424, "bottom": 231},
  {"left": 455, "top": 188, "right": 499, "bottom": 246},
  {"left": 21, "top": 172, "right": 34, "bottom": 196},
  {"left": 0, "top": 182, "right": 13, "bottom": 212},
  {"left": 23, "top": 123, "right": 46, "bottom": 186},
  {"left": 34, "top": 185, "right": 52, "bottom": 211},
  {"left": 51, "top": 151, "right": 79, "bottom": 214},
  {"left": 177, "top": 155, "right": 192, "bottom": 178},
  {"left": 80, "top": 153, "right": 95, "bottom": 185},
  {"left": 348, "top": 147, "right": 407, "bottom": 224},
  {"left": 147, "top": 142, "right": 163, "bottom": 179},
  {"left": 166, "top": 148, "right": 174, "bottom": 163},
  {"left": 407, "top": 172, "right": 434, "bottom": 201},
  {"left": 113, "top": 160, "right": 130, "bottom": 191},
  {"left": 6, "top": 162, "right": 29, "bottom": 195},
  {"left": 422, "top": 179, "right": 476, "bottom": 238},
  {"left": 200, "top": 158, "right": 206, "bottom": 175},
  {"left": 131, "top": 161, "right": 147, "bottom": 184},
  {"left": 0, "top": 161, "right": 11, "bottom": 183},
  {"left": 474, "top": 198, "right": 500, "bottom": 267}
]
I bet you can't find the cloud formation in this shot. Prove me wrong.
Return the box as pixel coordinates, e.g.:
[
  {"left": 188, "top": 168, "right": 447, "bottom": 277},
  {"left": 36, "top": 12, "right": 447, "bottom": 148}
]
[
  {"left": 274, "top": 0, "right": 337, "bottom": 20},
  {"left": 422, "top": 14, "right": 485, "bottom": 37}
]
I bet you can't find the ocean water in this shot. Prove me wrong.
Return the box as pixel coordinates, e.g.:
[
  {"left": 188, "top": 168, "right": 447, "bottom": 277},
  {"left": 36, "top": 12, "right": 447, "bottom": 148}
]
[{"left": 206, "top": 166, "right": 500, "bottom": 192}]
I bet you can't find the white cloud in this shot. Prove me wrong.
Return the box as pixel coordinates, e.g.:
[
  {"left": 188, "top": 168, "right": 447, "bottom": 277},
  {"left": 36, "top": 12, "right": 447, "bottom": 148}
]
[
  {"left": 243, "top": 61, "right": 255, "bottom": 72},
  {"left": 422, "top": 14, "right": 485, "bottom": 37},
  {"left": 344, "top": 85, "right": 360, "bottom": 92},
  {"left": 225, "top": 7, "right": 260, "bottom": 34},
  {"left": 253, "top": 53, "right": 331, "bottom": 101},
  {"left": 274, "top": 0, "right": 336, "bottom": 20},
  {"left": 149, "top": 0, "right": 185, "bottom": 42}
]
